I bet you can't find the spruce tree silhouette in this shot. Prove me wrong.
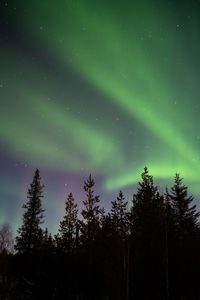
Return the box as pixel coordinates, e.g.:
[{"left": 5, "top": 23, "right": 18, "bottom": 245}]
[
  {"left": 169, "top": 173, "right": 199, "bottom": 235},
  {"left": 130, "top": 167, "right": 165, "bottom": 300},
  {"left": 3, "top": 168, "right": 200, "bottom": 299},
  {"left": 168, "top": 174, "right": 200, "bottom": 299},
  {"left": 111, "top": 191, "right": 129, "bottom": 299},
  {"left": 111, "top": 190, "right": 128, "bottom": 239},
  {"left": 163, "top": 188, "right": 176, "bottom": 300},
  {"left": 15, "top": 168, "right": 45, "bottom": 253},
  {"left": 55, "top": 192, "right": 78, "bottom": 254},
  {"left": 81, "top": 174, "right": 100, "bottom": 243},
  {"left": 79, "top": 175, "right": 101, "bottom": 299}
]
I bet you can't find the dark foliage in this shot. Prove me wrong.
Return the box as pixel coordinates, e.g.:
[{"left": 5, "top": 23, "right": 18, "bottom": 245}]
[
  {"left": 80, "top": 174, "right": 101, "bottom": 244},
  {"left": 15, "top": 169, "right": 45, "bottom": 254},
  {"left": 55, "top": 192, "right": 78, "bottom": 254},
  {"left": 1, "top": 167, "right": 200, "bottom": 299}
]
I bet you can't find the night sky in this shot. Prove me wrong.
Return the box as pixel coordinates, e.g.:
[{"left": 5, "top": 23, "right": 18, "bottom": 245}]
[{"left": 1, "top": 0, "right": 200, "bottom": 234}]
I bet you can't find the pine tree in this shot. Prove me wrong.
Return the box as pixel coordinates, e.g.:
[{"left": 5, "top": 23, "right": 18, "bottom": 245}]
[
  {"left": 169, "top": 173, "right": 199, "bottom": 235},
  {"left": 131, "top": 167, "right": 164, "bottom": 235},
  {"left": 81, "top": 174, "right": 100, "bottom": 243},
  {"left": 111, "top": 190, "right": 128, "bottom": 238},
  {"left": 130, "top": 167, "right": 165, "bottom": 299},
  {"left": 168, "top": 176, "right": 200, "bottom": 298},
  {"left": 56, "top": 192, "right": 78, "bottom": 254},
  {"left": 15, "top": 168, "right": 45, "bottom": 253},
  {"left": 163, "top": 188, "right": 175, "bottom": 300},
  {"left": 111, "top": 191, "right": 129, "bottom": 299}
]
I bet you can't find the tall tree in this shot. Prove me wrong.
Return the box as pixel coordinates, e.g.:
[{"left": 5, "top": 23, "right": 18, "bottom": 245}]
[
  {"left": 167, "top": 174, "right": 200, "bottom": 299},
  {"left": 111, "top": 191, "right": 129, "bottom": 299},
  {"left": 56, "top": 192, "right": 78, "bottom": 254},
  {"left": 111, "top": 190, "right": 128, "bottom": 238},
  {"left": 163, "top": 188, "right": 175, "bottom": 300},
  {"left": 169, "top": 173, "right": 199, "bottom": 235},
  {"left": 15, "top": 169, "right": 45, "bottom": 253},
  {"left": 81, "top": 174, "right": 100, "bottom": 243},
  {"left": 130, "top": 167, "right": 165, "bottom": 299},
  {"left": 131, "top": 167, "right": 164, "bottom": 236}
]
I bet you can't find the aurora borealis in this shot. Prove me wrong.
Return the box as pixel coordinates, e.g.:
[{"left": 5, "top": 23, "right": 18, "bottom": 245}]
[{"left": 1, "top": 0, "right": 200, "bottom": 233}]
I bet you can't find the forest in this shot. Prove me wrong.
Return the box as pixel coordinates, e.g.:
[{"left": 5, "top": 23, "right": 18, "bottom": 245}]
[{"left": 0, "top": 167, "right": 200, "bottom": 300}]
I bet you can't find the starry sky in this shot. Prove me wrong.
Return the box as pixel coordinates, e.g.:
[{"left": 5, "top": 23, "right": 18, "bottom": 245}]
[{"left": 1, "top": 0, "right": 200, "bottom": 234}]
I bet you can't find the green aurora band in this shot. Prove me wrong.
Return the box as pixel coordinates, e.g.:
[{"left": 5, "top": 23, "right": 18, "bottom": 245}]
[
  {"left": 0, "top": 50, "right": 123, "bottom": 174},
  {"left": 1, "top": 0, "right": 200, "bottom": 193}
]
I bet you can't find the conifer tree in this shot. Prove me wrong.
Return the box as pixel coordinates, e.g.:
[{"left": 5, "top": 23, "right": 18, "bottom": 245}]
[
  {"left": 131, "top": 167, "right": 164, "bottom": 235},
  {"left": 130, "top": 167, "right": 165, "bottom": 299},
  {"left": 168, "top": 176, "right": 200, "bottom": 298},
  {"left": 56, "top": 192, "right": 78, "bottom": 254},
  {"left": 111, "top": 191, "right": 130, "bottom": 298},
  {"left": 111, "top": 190, "right": 128, "bottom": 238},
  {"left": 15, "top": 169, "right": 45, "bottom": 253},
  {"left": 163, "top": 188, "right": 174, "bottom": 300},
  {"left": 81, "top": 174, "right": 100, "bottom": 242},
  {"left": 169, "top": 173, "right": 199, "bottom": 234}
]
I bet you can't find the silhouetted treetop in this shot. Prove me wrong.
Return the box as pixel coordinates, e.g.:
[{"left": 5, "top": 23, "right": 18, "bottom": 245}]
[
  {"left": 55, "top": 192, "right": 78, "bottom": 253},
  {"left": 81, "top": 174, "right": 100, "bottom": 242},
  {"left": 15, "top": 168, "right": 45, "bottom": 253}
]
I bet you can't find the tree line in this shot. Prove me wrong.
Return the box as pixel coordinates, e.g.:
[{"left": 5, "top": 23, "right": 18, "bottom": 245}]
[{"left": 0, "top": 167, "right": 200, "bottom": 300}]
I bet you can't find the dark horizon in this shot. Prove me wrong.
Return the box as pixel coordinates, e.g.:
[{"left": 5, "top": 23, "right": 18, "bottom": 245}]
[{"left": 0, "top": 167, "right": 200, "bottom": 299}]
